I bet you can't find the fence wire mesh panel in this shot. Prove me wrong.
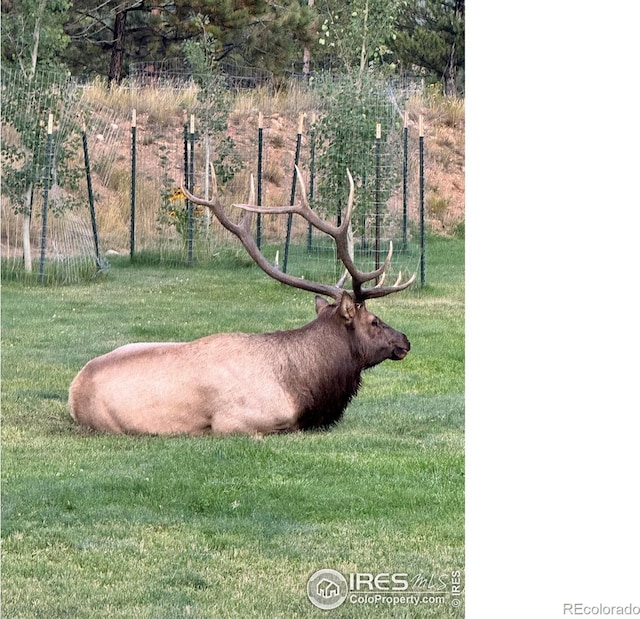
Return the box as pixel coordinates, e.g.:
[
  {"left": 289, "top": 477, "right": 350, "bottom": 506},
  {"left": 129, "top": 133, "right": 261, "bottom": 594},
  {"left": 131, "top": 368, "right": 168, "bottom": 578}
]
[
  {"left": 1, "top": 68, "right": 101, "bottom": 283},
  {"left": 2, "top": 66, "right": 464, "bottom": 285}
]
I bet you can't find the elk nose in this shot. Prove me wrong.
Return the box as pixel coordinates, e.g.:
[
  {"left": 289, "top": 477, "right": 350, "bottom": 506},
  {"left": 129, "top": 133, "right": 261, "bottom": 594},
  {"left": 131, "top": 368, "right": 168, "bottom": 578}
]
[
  {"left": 399, "top": 333, "right": 410, "bottom": 351},
  {"left": 392, "top": 334, "right": 410, "bottom": 360}
]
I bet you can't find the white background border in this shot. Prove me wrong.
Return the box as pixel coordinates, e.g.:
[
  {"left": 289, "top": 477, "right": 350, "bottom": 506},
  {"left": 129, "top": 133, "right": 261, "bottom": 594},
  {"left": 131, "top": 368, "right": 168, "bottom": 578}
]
[{"left": 466, "top": 2, "right": 640, "bottom": 616}]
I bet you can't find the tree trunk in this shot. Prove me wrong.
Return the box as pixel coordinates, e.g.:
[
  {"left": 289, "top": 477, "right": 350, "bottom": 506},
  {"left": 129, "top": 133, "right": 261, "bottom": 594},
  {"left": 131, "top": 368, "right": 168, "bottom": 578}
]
[
  {"left": 444, "top": 0, "right": 464, "bottom": 96},
  {"left": 22, "top": 0, "right": 47, "bottom": 269},
  {"left": 22, "top": 184, "right": 34, "bottom": 272},
  {"left": 444, "top": 41, "right": 457, "bottom": 96},
  {"left": 358, "top": 0, "right": 370, "bottom": 84},
  {"left": 26, "top": 0, "right": 47, "bottom": 78},
  {"left": 108, "top": 10, "right": 128, "bottom": 86},
  {"left": 303, "top": 0, "right": 314, "bottom": 77}
]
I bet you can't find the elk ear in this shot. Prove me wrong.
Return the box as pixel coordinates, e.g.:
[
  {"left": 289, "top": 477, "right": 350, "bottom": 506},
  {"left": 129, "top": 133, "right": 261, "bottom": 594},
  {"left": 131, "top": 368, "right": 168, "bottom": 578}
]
[
  {"left": 338, "top": 292, "right": 357, "bottom": 324},
  {"left": 315, "top": 296, "right": 330, "bottom": 315}
]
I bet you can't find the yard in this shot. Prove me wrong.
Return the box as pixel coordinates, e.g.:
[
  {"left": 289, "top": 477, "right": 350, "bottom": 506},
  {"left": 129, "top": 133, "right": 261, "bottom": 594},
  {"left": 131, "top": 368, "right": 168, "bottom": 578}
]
[{"left": 1, "top": 236, "right": 464, "bottom": 618}]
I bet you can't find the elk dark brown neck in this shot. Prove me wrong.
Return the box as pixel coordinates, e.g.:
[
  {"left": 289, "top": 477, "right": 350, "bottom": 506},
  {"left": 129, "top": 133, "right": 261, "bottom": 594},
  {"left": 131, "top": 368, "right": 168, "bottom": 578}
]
[{"left": 263, "top": 317, "right": 364, "bottom": 431}]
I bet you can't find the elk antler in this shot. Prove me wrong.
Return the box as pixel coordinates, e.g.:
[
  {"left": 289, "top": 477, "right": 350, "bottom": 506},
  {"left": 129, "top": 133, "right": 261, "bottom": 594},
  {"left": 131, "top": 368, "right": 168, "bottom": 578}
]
[
  {"left": 182, "top": 165, "right": 344, "bottom": 300},
  {"left": 182, "top": 165, "right": 415, "bottom": 302},
  {"left": 234, "top": 167, "right": 415, "bottom": 301}
]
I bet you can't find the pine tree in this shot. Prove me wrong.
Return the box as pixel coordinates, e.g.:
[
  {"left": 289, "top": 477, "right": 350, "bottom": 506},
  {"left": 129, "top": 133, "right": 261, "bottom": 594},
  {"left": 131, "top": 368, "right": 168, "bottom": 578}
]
[
  {"left": 391, "top": 0, "right": 464, "bottom": 95},
  {"left": 60, "top": 0, "right": 315, "bottom": 82}
]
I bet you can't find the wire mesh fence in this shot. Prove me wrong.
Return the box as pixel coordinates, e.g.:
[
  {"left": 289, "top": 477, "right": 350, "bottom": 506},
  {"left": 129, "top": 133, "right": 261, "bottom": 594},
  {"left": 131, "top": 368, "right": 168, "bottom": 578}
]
[
  {"left": 129, "top": 58, "right": 274, "bottom": 91},
  {"left": 2, "top": 65, "right": 458, "bottom": 286}
]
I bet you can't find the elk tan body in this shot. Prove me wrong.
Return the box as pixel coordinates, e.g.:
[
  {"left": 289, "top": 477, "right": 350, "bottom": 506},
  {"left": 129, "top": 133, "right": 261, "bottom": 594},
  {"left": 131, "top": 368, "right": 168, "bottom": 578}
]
[
  {"left": 69, "top": 336, "right": 295, "bottom": 435},
  {"left": 69, "top": 167, "right": 414, "bottom": 436},
  {"left": 69, "top": 295, "right": 410, "bottom": 435}
]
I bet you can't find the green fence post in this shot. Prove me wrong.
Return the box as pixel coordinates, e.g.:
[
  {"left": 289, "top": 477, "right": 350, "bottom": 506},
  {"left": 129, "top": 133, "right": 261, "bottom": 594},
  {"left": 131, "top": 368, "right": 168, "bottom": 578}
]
[
  {"left": 402, "top": 113, "right": 409, "bottom": 250},
  {"left": 419, "top": 115, "right": 426, "bottom": 287},
  {"left": 82, "top": 124, "right": 101, "bottom": 269},
  {"left": 374, "top": 123, "right": 382, "bottom": 275},
  {"left": 130, "top": 109, "right": 137, "bottom": 261},
  {"left": 283, "top": 113, "right": 304, "bottom": 274},
  {"left": 187, "top": 114, "right": 195, "bottom": 267},
  {"left": 257, "top": 112, "right": 264, "bottom": 249},
  {"left": 307, "top": 112, "right": 316, "bottom": 252}
]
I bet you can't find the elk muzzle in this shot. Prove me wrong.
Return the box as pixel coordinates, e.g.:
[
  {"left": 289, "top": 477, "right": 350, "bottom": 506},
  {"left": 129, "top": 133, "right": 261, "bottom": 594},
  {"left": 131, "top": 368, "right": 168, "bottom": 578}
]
[{"left": 391, "top": 332, "right": 411, "bottom": 361}]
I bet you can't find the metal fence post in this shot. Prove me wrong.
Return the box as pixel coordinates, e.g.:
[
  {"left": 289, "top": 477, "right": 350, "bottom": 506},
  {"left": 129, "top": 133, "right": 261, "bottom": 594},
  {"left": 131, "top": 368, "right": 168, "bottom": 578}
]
[
  {"left": 283, "top": 113, "right": 304, "bottom": 274},
  {"left": 257, "top": 112, "right": 264, "bottom": 249},
  {"left": 307, "top": 112, "right": 317, "bottom": 252},
  {"left": 402, "top": 113, "right": 409, "bottom": 250},
  {"left": 82, "top": 125, "right": 101, "bottom": 269},
  {"left": 419, "top": 115, "right": 426, "bottom": 287},
  {"left": 130, "top": 109, "right": 137, "bottom": 260},
  {"left": 187, "top": 114, "right": 195, "bottom": 266},
  {"left": 375, "top": 123, "right": 382, "bottom": 275}
]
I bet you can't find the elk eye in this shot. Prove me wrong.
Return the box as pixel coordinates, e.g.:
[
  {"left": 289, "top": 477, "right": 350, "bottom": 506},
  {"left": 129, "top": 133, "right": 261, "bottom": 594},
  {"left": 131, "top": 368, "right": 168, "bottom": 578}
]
[{"left": 371, "top": 318, "right": 380, "bottom": 328}]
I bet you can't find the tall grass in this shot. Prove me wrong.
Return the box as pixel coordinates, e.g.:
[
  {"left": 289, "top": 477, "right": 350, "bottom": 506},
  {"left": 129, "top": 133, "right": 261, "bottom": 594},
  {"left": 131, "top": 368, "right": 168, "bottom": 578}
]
[{"left": 82, "top": 77, "right": 200, "bottom": 124}]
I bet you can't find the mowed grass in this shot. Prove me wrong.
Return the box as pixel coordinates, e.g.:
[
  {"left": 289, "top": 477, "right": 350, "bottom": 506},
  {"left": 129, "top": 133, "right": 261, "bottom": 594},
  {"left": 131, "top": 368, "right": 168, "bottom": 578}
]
[{"left": 1, "top": 237, "right": 464, "bottom": 618}]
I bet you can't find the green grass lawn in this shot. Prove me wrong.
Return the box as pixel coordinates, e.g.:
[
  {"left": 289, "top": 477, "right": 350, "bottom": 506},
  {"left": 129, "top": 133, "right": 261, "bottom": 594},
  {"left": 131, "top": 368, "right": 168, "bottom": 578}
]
[{"left": 1, "top": 237, "right": 464, "bottom": 618}]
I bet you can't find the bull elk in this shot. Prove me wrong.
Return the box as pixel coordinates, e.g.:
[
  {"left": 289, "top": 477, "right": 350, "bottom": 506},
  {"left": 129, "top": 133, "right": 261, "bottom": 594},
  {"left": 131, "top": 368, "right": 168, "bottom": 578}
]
[{"left": 68, "top": 167, "right": 415, "bottom": 436}]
